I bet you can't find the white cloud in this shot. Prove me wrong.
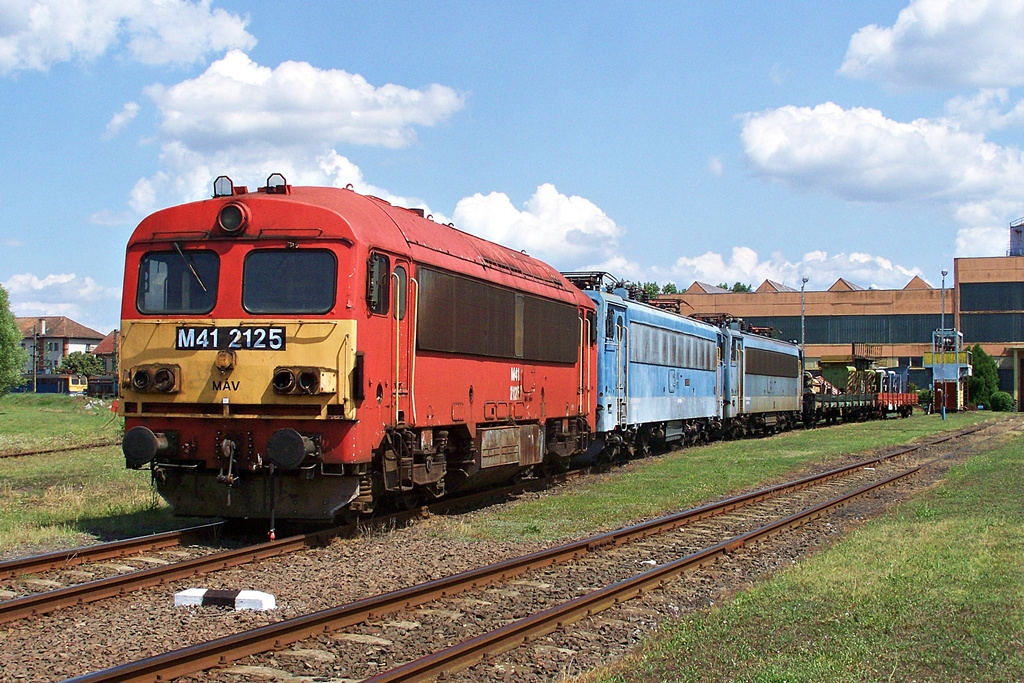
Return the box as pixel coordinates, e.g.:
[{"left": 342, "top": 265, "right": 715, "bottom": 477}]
[
  {"left": 103, "top": 101, "right": 139, "bottom": 139},
  {"left": 840, "top": 0, "right": 1024, "bottom": 89},
  {"left": 708, "top": 156, "right": 723, "bottom": 177},
  {"left": 955, "top": 224, "right": 1010, "bottom": 257},
  {"left": 0, "top": 0, "right": 255, "bottom": 74},
  {"left": 119, "top": 51, "right": 466, "bottom": 214},
  {"left": 88, "top": 209, "right": 136, "bottom": 227},
  {"left": 663, "top": 247, "right": 923, "bottom": 292},
  {"left": 943, "top": 88, "right": 1024, "bottom": 132},
  {"left": 145, "top": 50, "right": 466, "bottom": 153},
  {"left": 3, "top": 272, "right": 121, "bottom": 333},
  {"left": 2, "top": 237, "right": 23, "bottom": 247},
  {"left": 581, "top": 246, "right": 925, "bottom": 293},
  {"left": 742, "top": 102, "right": 1024, "bottom": 204},
  {"left": 451, "top": 183, "right": 623, "bottom": 266}
]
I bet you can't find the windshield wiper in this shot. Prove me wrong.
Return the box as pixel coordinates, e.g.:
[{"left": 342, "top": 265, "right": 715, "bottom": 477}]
[{"left": 173, "top": 242, "right": 208, "bottom": 293}]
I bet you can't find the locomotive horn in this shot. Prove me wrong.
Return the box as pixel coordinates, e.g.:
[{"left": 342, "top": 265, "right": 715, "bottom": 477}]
[{"left": 267, "top": 428, "right": 315, "bottom": 470}]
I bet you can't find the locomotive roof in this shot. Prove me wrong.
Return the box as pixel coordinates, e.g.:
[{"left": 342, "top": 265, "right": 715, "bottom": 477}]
[{"left": 127, "top": 184, "right": 593, "bottom": 308}]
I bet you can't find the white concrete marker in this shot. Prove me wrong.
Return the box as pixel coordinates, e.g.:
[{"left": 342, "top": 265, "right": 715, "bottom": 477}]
[{"left": 174, "top": 588, "right": 276, "bottom": 611}]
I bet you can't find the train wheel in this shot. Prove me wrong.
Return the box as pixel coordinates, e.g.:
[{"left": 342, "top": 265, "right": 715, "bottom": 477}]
[
  {"left": 393, "top": 490, "right": 421, "bottom": 511},
  {"left": 542, "top": 452, "right": 570, "bottom": 476}
]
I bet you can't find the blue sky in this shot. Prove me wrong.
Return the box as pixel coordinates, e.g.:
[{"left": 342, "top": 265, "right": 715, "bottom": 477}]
[{"left": 3, "top": 0, "right": 1024, "bottom": 334}]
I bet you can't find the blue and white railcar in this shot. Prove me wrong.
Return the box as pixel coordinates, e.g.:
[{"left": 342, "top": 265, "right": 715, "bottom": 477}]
[
  {"left": 722, "top": 326, "right": 801, "bottom": 434},
  {"left": 581, "top": 284, "right": 722, "bottom": 459}
]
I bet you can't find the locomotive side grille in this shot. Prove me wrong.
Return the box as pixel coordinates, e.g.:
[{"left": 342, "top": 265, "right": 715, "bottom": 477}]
[
  {"left": 745, "top": 347, "right": 800, "bottom": 378},
  {"left": 129, "top": 402, "right": 328, "bottom": 418},
  {"left": 417, "top": 267, "right": 579, "bottom": 363}
]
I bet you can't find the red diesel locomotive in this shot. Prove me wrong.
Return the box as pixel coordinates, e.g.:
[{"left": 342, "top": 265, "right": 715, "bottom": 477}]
[{"left": 120, "top": 175, "right": 597, "bottom": 521}]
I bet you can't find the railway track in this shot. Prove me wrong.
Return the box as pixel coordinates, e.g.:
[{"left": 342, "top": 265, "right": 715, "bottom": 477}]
[
  {"left": 57, "top": 423, "right": 997, "bottom": 683},
  {"left": 0, "top": 470, "right": 583, "bottom": 625},
  {"left": 0, "top": 439, "right": 120, "bottom": 459},
  {"left": 0, "top": 523, "right": 223, "bottom": 581},
  {"left": 0, "top": 424, "right": 973, "bottom": 624}
]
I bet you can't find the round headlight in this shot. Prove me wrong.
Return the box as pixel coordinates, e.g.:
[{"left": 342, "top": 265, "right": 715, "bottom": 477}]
[{"left": 218, "top": 202, "right": 249, "bottom": 235}]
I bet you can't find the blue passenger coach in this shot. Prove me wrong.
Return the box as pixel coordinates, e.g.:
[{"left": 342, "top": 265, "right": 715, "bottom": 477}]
[
  {"left": 720, "top": 324, "right": 802, "bottom": 435},
  {"left": 565, "top": 274, "right": 723, "bottom": 460}
]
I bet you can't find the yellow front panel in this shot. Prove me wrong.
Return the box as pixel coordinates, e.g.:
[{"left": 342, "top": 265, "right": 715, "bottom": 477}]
[{"left": 119, "top": 319, "right": 357, "bottom": 419}]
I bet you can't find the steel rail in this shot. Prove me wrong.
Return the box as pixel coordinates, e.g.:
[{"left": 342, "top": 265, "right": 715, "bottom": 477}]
[
  {"left": 0, "top": 525, "right": 341, "bottom": 625},
  {"left": 2, "top": 422, "right": 985, "bottom": 630},
  {"left": 63, "top": 446, "right": 935, "bottom": 683},
  {"left": 0, "top": 522, "right": 223, "bottom": 581},
  {"left": 0, "top": 439, "right": 120, "bottom": 459},
  {"left": 1, "top": 470, "right": 580, "bottom": 627},
  {"left": 363, "top": 467, "right": 920, "bottom": 683}
]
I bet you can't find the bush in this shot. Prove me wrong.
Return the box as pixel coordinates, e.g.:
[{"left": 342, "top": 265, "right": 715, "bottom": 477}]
[
  {"left": 917, "top": 388, "right": 933, "bottom": 407},
  {"left": 989, "top": 391, "right": 1014, "bottom": 412}
]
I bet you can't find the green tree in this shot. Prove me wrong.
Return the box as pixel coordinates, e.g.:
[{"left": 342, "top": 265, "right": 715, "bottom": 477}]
[
  {"left": 969, "top": 344, "right": 999, "bottom": 408},
  {"left": 0, "top": 284, "right": 28, "bottom": 395},
  {"left": 717, "top": 282, "right": 753, "bottom": 293},
  {"left": 640, "top": 282, "right": 661, "bottom": 300},
  {"left": 661, "top": 282, "right": 678, "bottom": 294},
  {"left": 57, "top": 351, "right": 104, "bottom": 377}
]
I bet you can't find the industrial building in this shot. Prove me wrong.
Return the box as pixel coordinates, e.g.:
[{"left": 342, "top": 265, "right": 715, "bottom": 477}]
[{"left": 653, "top": 223, "right": 1024, "bottom": 409}]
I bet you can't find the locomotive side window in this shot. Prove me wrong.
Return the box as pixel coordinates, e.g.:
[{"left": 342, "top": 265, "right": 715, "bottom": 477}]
[
  {"left": 367, "top": 252, "right": 390, "bottom": 315},
  {"left": 605, "top": 309, "right": 615, "bottom": 339},
  {"left": 242, "top": 249, "right": 336, "bottom": 314},
  {"left": 629, "top": 323, "right": 716, "bottom": 371},
  {"left": 137, "top": 250, "right": 219, "bottom": 314},
  {"left": 393, "top": 265, "right": 407, "bottom": 320}
]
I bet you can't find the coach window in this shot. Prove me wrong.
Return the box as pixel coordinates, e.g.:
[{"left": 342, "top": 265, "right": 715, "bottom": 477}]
[
  {"left": 367, "top": 252, "right": 390, "bottom": 315},
  {"left": 393, "top": 265, "right": 407, "bottom": 320},
  {"left": 137, "top": 250, "right": 219, "bottom": 314},
  {"left": 243, "top": 249, "right": 336, "bottom": 314}
]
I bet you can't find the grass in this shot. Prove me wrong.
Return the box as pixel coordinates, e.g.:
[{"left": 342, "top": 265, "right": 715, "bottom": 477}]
[
  {"left": 0, "top": 393, "right": 187, "bottom": 556},
  {"left": 0, "top": 394, "right": 1002, "bottom": 561},
  {"left": 0, "top": 393, "right": 122, "bottom": 454},
  {"left": 577, "top": 425, "right": 1024, "bottom": 682},
  {"left": 449, "top": 411, "right": 1000, "bottom": 543}
]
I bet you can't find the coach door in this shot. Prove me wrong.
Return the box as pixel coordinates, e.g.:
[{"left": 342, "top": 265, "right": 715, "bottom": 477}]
[
  {"left": 732, "top": 336, "right": 744, "bottom": 413},
  {"left": 610, "top": 304, "right": 628, "bottom": 426},
  {"left": 392, "top": 260, "right": 414, "bottom": 425}
]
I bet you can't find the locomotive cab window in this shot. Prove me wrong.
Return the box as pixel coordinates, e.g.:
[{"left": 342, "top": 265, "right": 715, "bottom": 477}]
[
  {"left": 393, "top": 265, "right": 407, "bottom": 320},
  {"left": 137, "top": 249, "right": 219, "bottom": 314},
  {"left": 367, "top": 252, "right": 390, "bottom": 315},
  {"left": 243, "top": 249, "right": 336, "bottom": 314}
]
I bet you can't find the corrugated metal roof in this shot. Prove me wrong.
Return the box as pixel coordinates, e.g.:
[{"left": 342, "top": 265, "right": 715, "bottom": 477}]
[{"left": 16, "top": 316, "right": 105, "bottom": 340}]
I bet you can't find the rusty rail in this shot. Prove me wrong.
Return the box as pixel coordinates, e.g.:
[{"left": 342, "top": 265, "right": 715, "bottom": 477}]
[
  {"left": 0, "top": 523, "right": 223, "bottom": 581},
  {"left": 63, "top": 446, "right": 939, "bottom": 683},
  {"left": 0, "top": 525, "right": 342, "bottom": 625},
  {"left": 3, "top": 424, "right": 985, "bottom": 631},
  {"left": 0, "top": 439, "right": 120, "bottom": 459},
  {"left": 364, "top": 468, "right": 920, "bottom": 682}
]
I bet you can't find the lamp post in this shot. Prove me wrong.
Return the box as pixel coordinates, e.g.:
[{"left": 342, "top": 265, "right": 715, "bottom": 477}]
[
  {"left": 940, "top": 269, "right": 947, "bottom": 331},
  {"left": 800, "top": 277, "right": 808, "bottom": 379},
  {"left": 939, "top": 268, "right": 948, "bottom": 419}
]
